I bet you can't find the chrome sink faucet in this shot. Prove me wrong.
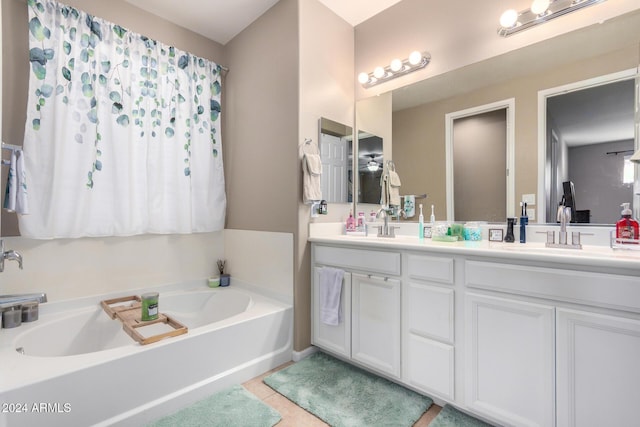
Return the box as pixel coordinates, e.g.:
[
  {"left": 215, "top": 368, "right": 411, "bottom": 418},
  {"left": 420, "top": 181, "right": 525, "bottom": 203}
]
[
  {"left": 376, "top": 206, "right": 399, "bottom": 238},
  {"left": 541, "top": 204, "right": 588, "bottom": 249},
  {"left": 557, "top": 205, "right": 571, "bottom": 245},
  {"left": 0, "top": 239, "right": 23, "bottom": 272}
]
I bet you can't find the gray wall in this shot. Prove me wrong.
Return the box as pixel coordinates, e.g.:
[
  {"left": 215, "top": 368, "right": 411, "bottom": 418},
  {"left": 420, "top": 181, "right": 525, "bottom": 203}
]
[
  {"left": 453, "top": 109, "right": 506, "bottom": 222},
  {"left": 569, "top": 139, "right": 634, "bottom": 224}
]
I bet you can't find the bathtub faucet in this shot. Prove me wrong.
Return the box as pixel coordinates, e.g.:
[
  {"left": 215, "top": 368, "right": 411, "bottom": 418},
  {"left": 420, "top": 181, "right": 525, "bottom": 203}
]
[{"left": 0, "top": 239, "right": 23, "bottom": 272}]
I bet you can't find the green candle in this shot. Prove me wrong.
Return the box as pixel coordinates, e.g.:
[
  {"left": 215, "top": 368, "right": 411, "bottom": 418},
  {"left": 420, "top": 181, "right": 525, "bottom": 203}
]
[{"left": 141, "top": 292, "right": 159, "bottom": 321}]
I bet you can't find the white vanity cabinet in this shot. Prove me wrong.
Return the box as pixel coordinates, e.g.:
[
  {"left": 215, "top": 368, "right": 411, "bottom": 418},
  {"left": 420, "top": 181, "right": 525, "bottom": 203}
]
[
  {"left": 403, "top": 253, "right": 456, "bottom": 400},
  {"left": 311, "top": 244, "right": 402, "bottom": 378},
  {"left": 465, "top": 293, "right": 555, "bottom": 427},
  {"left": 310, "top": 235, "right": 640, "bottom": 427},
  {"left": 556, "top": 308, "right": 640, "bottom": 427}
]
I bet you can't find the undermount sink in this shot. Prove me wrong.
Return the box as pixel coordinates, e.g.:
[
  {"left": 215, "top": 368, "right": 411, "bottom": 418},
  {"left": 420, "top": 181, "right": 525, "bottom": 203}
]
[{"left": 493, "top": 242, "right": 615, "bottom": 257}]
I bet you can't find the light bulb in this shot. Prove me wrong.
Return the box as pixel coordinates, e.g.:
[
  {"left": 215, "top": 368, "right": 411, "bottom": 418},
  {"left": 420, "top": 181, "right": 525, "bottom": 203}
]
[
  {"left": 373, "top": 66, "right": 385, "bottom": 79},
  {"left": 390, "top": 59, "right": 403, "bottom": 72},
  {"left": 530, "top": 0, "right": 550, "bottom": 15},
  {"left": 408, "top": 51, "right": 423, "bottom": 66},
  {"left": 500, "top": 9, "right": 518, "bottom": 28},
  {"left": 358, "top": 72, "right": 370, "bottom": 84}
]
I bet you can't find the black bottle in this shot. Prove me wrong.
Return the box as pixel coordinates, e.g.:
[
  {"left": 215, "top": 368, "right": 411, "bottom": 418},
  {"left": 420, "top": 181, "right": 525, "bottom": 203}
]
[{"left": 504, "top": 217, "right": 516, "bottom": 242}]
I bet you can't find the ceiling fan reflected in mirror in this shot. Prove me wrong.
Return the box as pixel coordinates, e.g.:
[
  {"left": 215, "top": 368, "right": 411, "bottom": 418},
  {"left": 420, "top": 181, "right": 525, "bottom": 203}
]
[{"left": 365, "top": 154, "right": 382, "bottom": 172}]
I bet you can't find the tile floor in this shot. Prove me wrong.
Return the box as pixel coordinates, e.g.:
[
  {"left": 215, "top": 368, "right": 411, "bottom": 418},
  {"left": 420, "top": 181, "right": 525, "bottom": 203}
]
[{"left": 242, "top": 362, "right": 442, "bottom": 427}]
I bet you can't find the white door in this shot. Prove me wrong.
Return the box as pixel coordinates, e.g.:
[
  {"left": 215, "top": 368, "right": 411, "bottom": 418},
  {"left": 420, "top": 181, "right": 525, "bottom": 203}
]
[
  {"left": 352, "top": 273, "right": 401, "bottom": 378},
  {"left": 465, "top": 293, "right": 555, "bottom": 427},
  {"left": 311, "top": 267, "right": 351, "bottom": 358},
  {"left": 320, "top": 133, "right": 348, "bottom": 203},
  {"left": 557, "top": 308, "right": 640, "bottom": 427}
]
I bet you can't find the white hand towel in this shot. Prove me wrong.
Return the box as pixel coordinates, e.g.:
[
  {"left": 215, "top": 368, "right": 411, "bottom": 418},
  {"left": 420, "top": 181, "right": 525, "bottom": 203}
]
[
  {"left": 404, "top": 195, "right": 415, "bottom": 218},
  {"left": 4, "top": 150, "right": 29, "bottom": 215},
  {"left": 388, "top": 170, "right": 402, "bottom": 206},
  {"left": 3, "top": 150, "right": 17, "bottom": 212},
  {"left": 303, "top": 153, "right": 323, "bottom": 203},
  {"left": 15, "top": 150, "right": 29, "bottom": 215},
  {"left": 319, "top": 266, "right": 344, "bottom": 326}
]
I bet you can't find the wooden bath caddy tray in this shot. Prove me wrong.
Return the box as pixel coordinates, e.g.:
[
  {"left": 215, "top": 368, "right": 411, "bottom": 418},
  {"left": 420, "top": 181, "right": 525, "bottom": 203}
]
[{"left": 100, "top": 295, "right": 188, "bottom": 345}]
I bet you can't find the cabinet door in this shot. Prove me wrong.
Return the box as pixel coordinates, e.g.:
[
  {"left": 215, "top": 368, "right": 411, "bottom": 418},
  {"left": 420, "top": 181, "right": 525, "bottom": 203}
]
[
  {"left": 557, "top": 308, "right": 640, "bottom": 427},
  {"left": 312, "top": 267, "right": 352, "bottom": 358},
  {"left": 352, "top": 273, "right": 401, "bottom": 378},
  {"left": 465, "top": 293, "right": 555, "bottom": 427}
]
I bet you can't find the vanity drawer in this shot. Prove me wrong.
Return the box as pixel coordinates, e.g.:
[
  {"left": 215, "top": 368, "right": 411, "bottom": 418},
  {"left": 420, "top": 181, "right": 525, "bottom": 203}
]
[
  {"left": 465, "top": 260, "right": 640, "bottom": 313},
  {"left": 314, "top": 245, "right": 401, "bottom": 276},
  {"left": 407, "top": 254, "right": 454, "bottom": 284}
]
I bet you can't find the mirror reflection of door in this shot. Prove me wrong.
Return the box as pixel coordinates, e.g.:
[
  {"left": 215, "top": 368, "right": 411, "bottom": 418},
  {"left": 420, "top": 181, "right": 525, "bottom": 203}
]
[
  {"left": 319, "top": 117, "right": 353, "bottom": 203},
  {"left": 446, "top": 99, "right": 514, "bottom": 223},
  {"left": 358, "top": 131, "right": 383, "bottom": 204},
  {"left": 452, "top": 109, "right": 507, "bottom": 222},
  {"left": 545, "top": 77, "right": 635, "bottom": 224}
]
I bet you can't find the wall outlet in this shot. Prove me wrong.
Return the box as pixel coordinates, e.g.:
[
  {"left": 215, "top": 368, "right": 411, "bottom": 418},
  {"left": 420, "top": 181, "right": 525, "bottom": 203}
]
[
  {"left": 522, "top": 194, "right": 536, "bottom": 205},
  {"left": 526, "top": 208, "right": 536, "bottom": 221}
]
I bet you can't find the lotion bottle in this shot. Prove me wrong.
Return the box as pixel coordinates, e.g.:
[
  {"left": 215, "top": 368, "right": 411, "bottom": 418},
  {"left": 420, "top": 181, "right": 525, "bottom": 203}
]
[
  {"left": 346, "top": 210, "right": 356, "bottom": 232},
  {"left": 616, "top": 203, "right": 639, "bottom": 243},
  {"left": 418, "top": 204, "right": 424, "bottom": 239}
]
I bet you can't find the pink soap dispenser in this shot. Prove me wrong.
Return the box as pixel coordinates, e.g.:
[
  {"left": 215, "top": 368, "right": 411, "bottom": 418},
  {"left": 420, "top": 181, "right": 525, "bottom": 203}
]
[{"left": 346, "top": 210, "right": 356, "bottom": 232}]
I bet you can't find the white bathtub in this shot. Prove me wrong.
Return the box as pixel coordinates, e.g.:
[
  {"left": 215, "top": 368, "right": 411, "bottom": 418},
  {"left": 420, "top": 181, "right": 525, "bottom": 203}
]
[{"left": 0, "top": 279, "right": 293, "bottom": 427}]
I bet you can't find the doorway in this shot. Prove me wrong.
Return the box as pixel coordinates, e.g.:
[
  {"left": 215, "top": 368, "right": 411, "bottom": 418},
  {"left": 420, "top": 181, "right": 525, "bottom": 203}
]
[{"left": 445, "top": 99, "right": 515, "bottom": 222}]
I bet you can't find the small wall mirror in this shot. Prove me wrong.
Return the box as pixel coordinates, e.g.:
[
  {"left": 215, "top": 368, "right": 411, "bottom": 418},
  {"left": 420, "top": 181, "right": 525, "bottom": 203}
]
[
  {"left": 319, "top": 117, "right": 353, "bottom": 203},
  {"left": 357, "top": 131, "right": 383, "bottom": 204}
]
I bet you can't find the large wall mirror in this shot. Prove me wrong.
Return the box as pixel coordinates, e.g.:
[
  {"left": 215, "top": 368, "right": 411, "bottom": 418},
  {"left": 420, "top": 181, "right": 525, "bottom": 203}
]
[
  {"left": 539, "top": 71, "right": 636, "bottom": 224},
  {"left": 355, "top": 9, "right": 640, "bottom": 225},
  {"left": 319, "top": 117, "right": 353, "bottom": 204}
]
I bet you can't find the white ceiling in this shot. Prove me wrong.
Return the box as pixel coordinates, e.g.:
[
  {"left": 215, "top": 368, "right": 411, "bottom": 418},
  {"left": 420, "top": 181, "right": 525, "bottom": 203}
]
[{"left": 124, "top": 0, "right": 401, "bottom": 45}]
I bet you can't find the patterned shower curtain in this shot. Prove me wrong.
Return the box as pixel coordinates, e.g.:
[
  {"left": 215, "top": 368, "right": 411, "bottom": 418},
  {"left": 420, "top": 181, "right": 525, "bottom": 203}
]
[{"left": 20, "top": 0, "right": 226, "bottom": 238}]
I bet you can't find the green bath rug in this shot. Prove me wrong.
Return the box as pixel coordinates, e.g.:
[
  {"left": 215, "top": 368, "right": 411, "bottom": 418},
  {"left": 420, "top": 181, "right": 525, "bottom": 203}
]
[
  {"left": 263, "top": 351, "right": 433, "bottom": 427},
  {"left": 430, "top": 404, "right": 495, "bottom": 427},
  {"left": 148, "top": 384, "right": 281, "bottom": 427}
]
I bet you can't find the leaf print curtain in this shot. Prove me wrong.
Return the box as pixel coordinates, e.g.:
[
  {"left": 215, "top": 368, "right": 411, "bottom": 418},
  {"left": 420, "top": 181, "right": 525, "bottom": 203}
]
[{"left": 19, "top": 0, "right": 226, "bottom": 238}]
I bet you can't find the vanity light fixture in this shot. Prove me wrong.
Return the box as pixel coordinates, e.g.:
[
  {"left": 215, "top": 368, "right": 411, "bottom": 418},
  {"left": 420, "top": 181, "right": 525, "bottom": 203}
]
[
  {"left": 358, "top": 51, "right": 431, "bottom": 88},
  {"left": 366, "top": 160, "right": 380, "bottom": 172},
  {"left": 498, "top": 0, "right": 606, "bottom": 37}
]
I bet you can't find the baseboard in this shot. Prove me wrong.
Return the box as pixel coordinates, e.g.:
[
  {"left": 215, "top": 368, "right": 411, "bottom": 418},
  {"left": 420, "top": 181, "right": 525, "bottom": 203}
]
[{"left": 292, "top": 345, "right": 318, "bottom": 362}]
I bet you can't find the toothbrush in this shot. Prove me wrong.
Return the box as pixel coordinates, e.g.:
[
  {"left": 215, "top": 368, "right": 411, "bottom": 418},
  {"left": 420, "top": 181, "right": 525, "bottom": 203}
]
[{"left": 430, "top": 205, "right": 435, "bottom": 223}]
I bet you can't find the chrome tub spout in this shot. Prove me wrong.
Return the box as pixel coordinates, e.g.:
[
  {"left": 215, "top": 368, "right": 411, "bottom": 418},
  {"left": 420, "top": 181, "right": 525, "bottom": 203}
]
[{"left": 0, "top": 239, "right": 23, "bottom": 272}]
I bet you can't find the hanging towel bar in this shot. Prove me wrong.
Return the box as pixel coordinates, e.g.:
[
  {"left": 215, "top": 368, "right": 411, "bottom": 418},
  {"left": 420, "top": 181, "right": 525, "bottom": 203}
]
[
  {"left": 402, "top": 194, "right": 427, "bottom": 200},
  {"left": 1, "top": 142, "right": 22, "bottom": 166}
]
